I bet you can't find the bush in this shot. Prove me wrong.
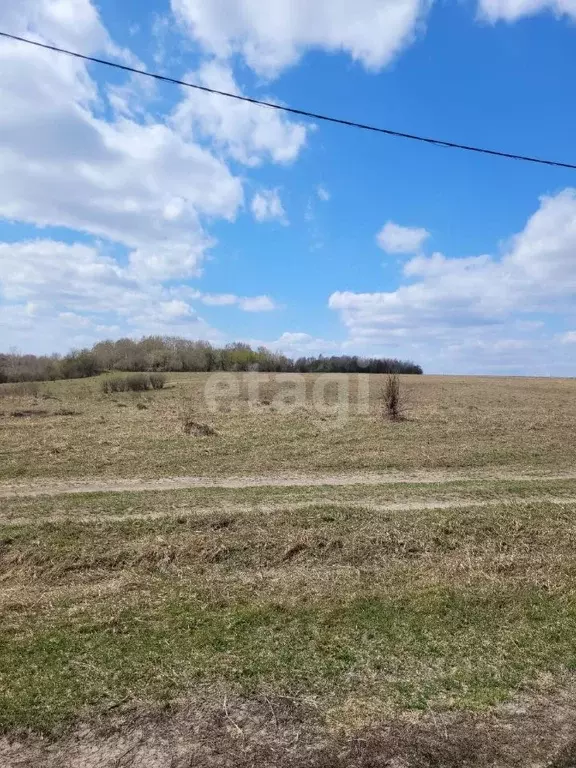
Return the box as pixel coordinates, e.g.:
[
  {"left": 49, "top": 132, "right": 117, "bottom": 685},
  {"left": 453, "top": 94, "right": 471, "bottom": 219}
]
[
  {"left": 59, "top": 350, "right": 99, "bottom": 379},
  {"left": 125, "top": 373, "right": 151, "bottom": 392},
  {"left": 0, "top": 382, "right": 44, "bottom": 398},
  {"left": 148, "top": 373, "right": 166, "bottom": 390},
  {"left": 382, "top": 374, "right": 404, "bottom": 421},
  {"left": 101, "top": 373, "right": 163, "bottom": 394},
  {"left": 101, "top": 376, "right": 127, "bottom": 394}
]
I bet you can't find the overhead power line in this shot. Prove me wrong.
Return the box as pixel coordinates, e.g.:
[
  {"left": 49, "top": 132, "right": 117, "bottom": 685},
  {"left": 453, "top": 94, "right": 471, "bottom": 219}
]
[{"left": 1, "top": 29, "right": 575, "bottom": 171}]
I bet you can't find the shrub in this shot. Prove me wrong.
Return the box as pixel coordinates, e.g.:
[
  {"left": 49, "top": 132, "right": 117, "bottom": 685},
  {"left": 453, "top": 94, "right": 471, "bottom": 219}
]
[
  {"left": 101, "top": 373, "right": 162, "bottom": 394},
  {"left": 101, "top": 377, "right": 127, "bottom": 394},
  {"left": 382, "top": 374, "right": 404, "bottom": 421},
  {"left": 148, "top": 373, "right": 166, "bottom": 390},
  {"left": 125, "top": 373, "right": 151, "bottom": 392},
  {"left": 59, "top": 350, "right": 100, "bottom": 379},
  {"left": 0, "top": 382, "right": 44, "bottom": 398}
]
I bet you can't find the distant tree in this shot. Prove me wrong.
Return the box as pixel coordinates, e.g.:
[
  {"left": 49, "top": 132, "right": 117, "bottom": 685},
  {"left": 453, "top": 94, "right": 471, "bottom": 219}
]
[
  {"left": 60, "top": 349, "right": 100, "bottom": 379},
  {"left": 0, "top": 336, "right": 423, "bottom": 383}
]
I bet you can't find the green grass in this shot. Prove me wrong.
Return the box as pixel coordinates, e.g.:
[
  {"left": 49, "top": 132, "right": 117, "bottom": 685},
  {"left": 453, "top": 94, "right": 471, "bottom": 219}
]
[
  {"left": 3, "top": 373, "right": 576, "bottom": 753},
  {"left": 2, "top": 582, "right": 576, "bottom": 732},
  {"left": 2, "top": 492, "right": 576, "bottom": 732}
]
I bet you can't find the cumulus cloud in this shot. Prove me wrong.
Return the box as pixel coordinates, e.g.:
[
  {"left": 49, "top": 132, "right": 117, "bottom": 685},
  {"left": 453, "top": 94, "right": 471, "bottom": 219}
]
[
  {"left": 239, "top": 296, "right": 278, "bottom": 312},
  {"left": 0, "top": 6, "right": 245, "bottom": 282},
  {"left": 251, "top": 189, "right": 288, "bottom": 224},
  {"left": 0, "top": 0, "right": 111, "bottom": 53},
  {"left": 0, "top": 240, "right": 136, "bottom": 312},
  {"left": 377, "top": 221, "right": 430, "bottom": 254},
  {"left": 0, "top": 239, "right": 215, "bottom": 351},
  {"left": 278, "top": 332, "right": 336, "bottom": 349},
  {"left": 172, "top": 60, "right": 307, "bottom": 166},
  {"left": 58, "top": 312, "right": 93, "bottom": 328},
  {"left": 0, "top": 240, "right": 197, "bottom": 320},
  {"left": 330, "top": 189, "right": 576, "bottom": 372},
  {"left": 171, "top": 0, "right": 431, "bottom": 77},
  {"left": 200, "top": 293, "right": 278, "bottom": 311},
  {"left": 199, "top": 293, "right": 239, "bottom": 307},
  {"left": 0, "top": 0, "right": 299, "bottom": 351},
  {"left": 261, "top": 332, "right": 339, "bottom": 355},
  {"left": 0, "top": 0, "right": 306, "bottom": 290},
  {"left": 478, "top": 0, "right": 576, "bottom": 21},
  {"left": 0, "top": 239, "right": 279, "bottom": 352}
]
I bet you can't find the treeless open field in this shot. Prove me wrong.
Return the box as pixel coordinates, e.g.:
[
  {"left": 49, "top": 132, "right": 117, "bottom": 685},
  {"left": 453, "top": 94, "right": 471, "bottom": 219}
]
[
  {"left": 2, "top": 373, "right": 576, "bottom": 481},
  {"left": 1, "top": 373, "right": 576, "bottom": 766}
]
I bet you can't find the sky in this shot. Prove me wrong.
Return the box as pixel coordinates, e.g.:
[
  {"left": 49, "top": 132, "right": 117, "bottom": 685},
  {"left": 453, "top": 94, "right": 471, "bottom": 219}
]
[{"left": 1, "top": 0, "right": 576, "bottom": 374}]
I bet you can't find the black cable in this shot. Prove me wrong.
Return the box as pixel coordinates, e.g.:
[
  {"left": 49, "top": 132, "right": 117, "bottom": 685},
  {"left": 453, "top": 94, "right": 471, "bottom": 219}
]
[{"left": 1, "top": 29, "right": 575, "bottom": 171}]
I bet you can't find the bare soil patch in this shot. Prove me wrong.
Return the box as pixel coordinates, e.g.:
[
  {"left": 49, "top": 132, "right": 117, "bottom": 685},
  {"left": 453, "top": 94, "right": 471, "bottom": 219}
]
[{"left": 2, "top": 683, "right": 576, "bottom": 768}]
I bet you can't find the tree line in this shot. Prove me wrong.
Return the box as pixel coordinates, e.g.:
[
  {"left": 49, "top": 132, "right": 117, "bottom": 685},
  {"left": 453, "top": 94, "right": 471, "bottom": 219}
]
[{"left": 0, "top": 337, "right": 423, "bottom": 383}]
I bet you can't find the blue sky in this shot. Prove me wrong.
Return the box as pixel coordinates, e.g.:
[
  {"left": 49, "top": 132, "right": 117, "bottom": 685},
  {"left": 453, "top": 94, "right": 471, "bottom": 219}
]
[{"left": 1, "top": 0, "right": 576, "bottom": 374}]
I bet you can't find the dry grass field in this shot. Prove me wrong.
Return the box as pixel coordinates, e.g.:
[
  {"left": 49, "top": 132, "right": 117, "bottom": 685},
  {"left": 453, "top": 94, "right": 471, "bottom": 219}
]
[
  {"left": 2, "top": 373, "right": 576, "bottom": 766},
  {"left": 2, "top": 373, "right": 576, "bottom": 482}
]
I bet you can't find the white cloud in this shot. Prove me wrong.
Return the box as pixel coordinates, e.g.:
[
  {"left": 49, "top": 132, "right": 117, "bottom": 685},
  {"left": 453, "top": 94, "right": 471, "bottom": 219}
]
[
  {"left": 0, "top": 239, "right": 217, "bottom": 351},
  {"left": 256, "top": 332, "right": 339, "bottom": 355},
  {"left": 0, "top": 240, "right": 188, "bottom": 320},
  {"left": 251, "top": 189, "right": 288, "bottom": 224},
  {"left": 58, "top": 311, "right": 93, "bottom": 328},
  {"left": 560, "top": 331, "right": 576, "bottom": 344},
  {"left": 0, "top": 240, "right": 280, "bottom": 353},
  {"left": 172, "top": 60, "right": 308, "bottom": 166},
  {"left": 199, "top": 293, "right": 278, "bottom": 311},
  {"left": 150, "top": 13, "right": 173, "bottom": 66},
  {"left": 276, "top": 332, "right": 335, "bottom": 349},
  {"left": 171, "top": 0, "right": 431, "bottom": 77},
  {"left": 0, "top": 11, "right": 244, "bottom": 283},
  {"left": 377, "top": 221, "right": 430, "bottom": 254},
  {"left": 0, "top": 0, "right": 111, "bottom": 53},
  {"left": 0, "top": 0, "right": 300, "bottom": 353},
  {"left": 317, "top": 185, "right": 331, "bottom": 202},
  {"left": 330, "top": 189, "right": 576, "bottom": 372},
  {"left": 0, "top": 1, "right": 306, "bottom": 293},
  {"left": 239, "top": 296, "right": 278, "bottom": 312},
  {"left": 159, "top": 300, "right": 195, "bottom": 319},
  {"left": 478, "top": 0, "right": 576, "bottom": 22},
  {"left": 200, "top": 293, "right": 239, "bottom": 307},
  {"left": 0, "top": 240, "right": 135, "bottom": 311}
]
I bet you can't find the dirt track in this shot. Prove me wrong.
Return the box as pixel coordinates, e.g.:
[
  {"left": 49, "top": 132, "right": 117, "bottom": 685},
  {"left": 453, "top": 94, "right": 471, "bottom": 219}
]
[
  {"left": 2, "top": 468, "right": 576, "bottom": 498},
  {"left": 3, "top": 496, "right": 576, "bottom": 527}
]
